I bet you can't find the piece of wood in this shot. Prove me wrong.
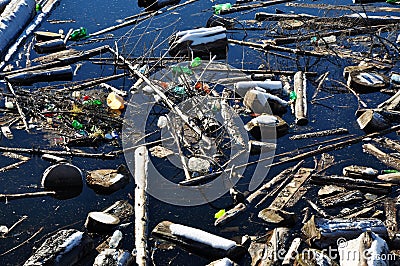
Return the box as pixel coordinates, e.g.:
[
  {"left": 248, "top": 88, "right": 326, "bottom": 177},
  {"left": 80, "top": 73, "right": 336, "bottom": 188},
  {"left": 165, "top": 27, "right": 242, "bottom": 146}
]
[
  {"left": 282, "top": 238, "right": 303, "bottom": 266},
  {"left": 0, "top": 191, "right": 56, "bottom": 201},
  {"left": 289, "top": 128, "right": 348, "bottom": 140},
  {"left": 134, "top": 146, "right": 148, "bottom": 266},
  {"left": 5, "top": 65, "right": 73, "bottom": 85},
  {"left": 6, "top": 82, "right": 29, "bottom": 132},
  {"left": 0, "top": 45, "right": 110, "bottom": 78},
  {"left": 214, "top": 203, "right": 246, "bottom": 226},
  {"left": 152, "top": 221, "right": 247, "bottom": 261},
  {"left": 262, "top": 168, "right": 312, "bottom": 211},
  {"left": 379, "top": 89, "right": 400, "bottom": 112},
  {"left": 384, "top": 198, "right": 398, "bottom": 238},
  {"left": 319, "top": 190, "right": 364, "bottom": 208},
  {"left": 34, "top": 38, "right": 66, "bottom": 53},
  {"left": 363, "top": 143, "right": 400, "bottom": 171},
  {"left": 34, "top": 30, "right": 64, "bottom": 42},
  {"left": 293, "top": 71, "right": 308, "bottom": 125},
  {"left": 377, "top": 172, "right": 400, "bottom": 183},
  {"left": 373, "top": 137, "right": 400, "bottom": 153},
  {"left": 219, "top": 0, "right": 295, "bottom": 15},
  {"left": 85, "top": 212, "right": 120, "bottom": 233},
  {"left": 311, "top": 174, "right": 392, "bottom": 194},
  {"left": 342, "top": 165, "right": 379, "bottom": 180}
]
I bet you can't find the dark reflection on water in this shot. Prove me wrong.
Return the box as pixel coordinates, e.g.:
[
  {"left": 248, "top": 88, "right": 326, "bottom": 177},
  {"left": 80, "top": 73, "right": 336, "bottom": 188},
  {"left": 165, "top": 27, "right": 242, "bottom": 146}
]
[{"left": 0, "top": 0, "right": 398, "bottom": 264}]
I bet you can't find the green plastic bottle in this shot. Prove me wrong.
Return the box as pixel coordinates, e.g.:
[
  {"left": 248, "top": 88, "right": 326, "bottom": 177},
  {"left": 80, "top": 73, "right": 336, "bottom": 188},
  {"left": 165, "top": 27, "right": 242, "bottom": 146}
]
[
  {"left": 191, "top": 57, "right": 202, "bottom": 68},
  {"left": 386, "top": 0, "right": 400, "bottom": 4},
  {"left": 70, "top": 27, "right": 88, "bottom": 41},
  {"left": 382, "top": 169, "right": 399, "bottom": 174},
  {"left": 35, "top": 3, "right": 42, "bottom": 12},
  {"left": 213, "top": 3, "right": 232, "bottom": 15},
  {"left": 72, "top": 120, "right": 83, "bottom": 130},
  {"left": 289, "top": 91, "right": 297, "bottom": 100}
]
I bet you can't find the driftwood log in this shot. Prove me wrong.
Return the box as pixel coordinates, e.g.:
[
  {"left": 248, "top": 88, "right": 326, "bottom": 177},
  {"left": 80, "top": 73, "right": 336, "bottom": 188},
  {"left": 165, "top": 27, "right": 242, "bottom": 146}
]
[{"left": 293, "top": 71, "right": 308, "bottom": 125}]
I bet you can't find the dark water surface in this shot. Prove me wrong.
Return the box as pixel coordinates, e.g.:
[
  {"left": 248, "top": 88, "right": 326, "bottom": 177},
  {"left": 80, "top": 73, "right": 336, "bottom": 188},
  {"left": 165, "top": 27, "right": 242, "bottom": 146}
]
[{"left": 0, "top": 0, "right": 399, "bottom": 265}]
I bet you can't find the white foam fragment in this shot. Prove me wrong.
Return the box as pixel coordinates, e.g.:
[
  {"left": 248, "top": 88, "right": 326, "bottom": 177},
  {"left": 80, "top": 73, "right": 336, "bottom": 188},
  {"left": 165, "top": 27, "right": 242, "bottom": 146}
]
[
  {"left": 55, "top": 231, "right": 83, "bottom": 262},
  {"left": 169, "top": 223, "right": 236, "bottom": 250},
  {"left": 362, "top": 168, "right": 377, "bottom": 175}
]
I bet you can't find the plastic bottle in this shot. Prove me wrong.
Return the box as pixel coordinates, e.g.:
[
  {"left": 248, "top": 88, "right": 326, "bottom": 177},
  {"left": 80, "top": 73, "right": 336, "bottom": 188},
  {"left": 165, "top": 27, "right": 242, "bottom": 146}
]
[
  {"left": 173, "top": 86, "right": 186, "bottom": 95},
  {"left": 109, "top": 230, "right": 123, "bottom": 248},
  {"left": 72, "top": 120, "right": 83, "bottom": 130},
  {"left": 382, "top": 169, "right": 399, "bottom": 174},
  {"left": 391, "top": 73, "right": 400, "bottom": 85},
  {"left": 172, "top": 66, "right": 193, "bottom": 75},
  {"left": 213, "top": 3, "right": 232, "bottom": 15},
  {"left": 289, "top": 91, "right": 297, "bottom": 100},
  {"left": 386, "top": 0, "right": 400, "bottom": 4},
  {"left": 70, "top": 27, "right": 88, "bottom": 41},
  {"left": 35, "top": 3, "right": 42, "bottom": 12},
  {"left": 190, "top": 57, "right": 202, "bottom": 67}
]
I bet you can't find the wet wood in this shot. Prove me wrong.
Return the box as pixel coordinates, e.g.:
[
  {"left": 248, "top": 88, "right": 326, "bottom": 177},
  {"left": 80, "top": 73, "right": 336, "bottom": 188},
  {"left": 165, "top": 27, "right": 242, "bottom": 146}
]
[
  {"left": 134, "top": 146, "right": 149, "bottom": 266},
  {"left": 152, "top": 221, "right": 247, "bottom": 261},
  {"left": 0, "top": 45, "right": 110, "bottom": 78},
  {"left": 0, "top": 145, "right": 118, "bottom": 159},
  {"left": 357, "top": 109, "right": 391, "bottom": 132},
  {"left": 228, "top": 39, "right": 323, "bottom": 57},
  {"left": 289, "top": 128, "right": 348, "bottom": 140},
  {"left": 293, "top": 71, "right": 308, "bottom": 125},
  {"left": 5, "top": 65, "right": 73, "bottom": 85},
  {"left": 85, "top": 212, "right": 120, "bottom": 233},
  {"left": 363, "top": 143, "right": 400, "bottom": 171},
  {"left": 373, "top": 137, "right": 400, "bottom": 153},
  {"left": 34, "top": 31, "right": 64, "bottom": 42},
  {"left": 214, "top": 203, "right": 246, "bottom": 226},
  {"left": 262, "top": 227, "right": 291, "bottom": 265},
  {"left": 342, "top": 165, "right": 379, "bottom": 179},
  {"left": 305, "top": 198, "right": 331, "bottom": 218},
  {"left": 6, "top": 82, "right": 29, "bottom": 132},
  {"left": 319, "top": 190, "right": 364, "bottom": 208},
  {"left": 219, "top": 0, "right": 295, "bottom": 15},
  {"left": 34, "top": 38, "right": 66, "bottom": 54},
  {"left": 377, "top": 172, "right": 400, "bottom": 183},
  {"left": 0, "top": 191, "right": 56, "bottom": 201},
  {"left": 384, "top": 198, "right": 398, "bottom": 238},
  {"left": 378, "top": 89, "right": 400, "bottom": 111},
  {"left": 311, "top": 174, "right": 392, "bottom": 194}
]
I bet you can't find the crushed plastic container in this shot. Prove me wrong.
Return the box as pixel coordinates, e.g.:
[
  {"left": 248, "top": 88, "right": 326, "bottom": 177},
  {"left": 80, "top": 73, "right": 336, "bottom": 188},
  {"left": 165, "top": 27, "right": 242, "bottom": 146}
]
[
  {"left": 107, "top": 92, "right": 124, "bottom": 110},
  {"left": 72, "top": 120, "right": 83, "bottom": 130}
]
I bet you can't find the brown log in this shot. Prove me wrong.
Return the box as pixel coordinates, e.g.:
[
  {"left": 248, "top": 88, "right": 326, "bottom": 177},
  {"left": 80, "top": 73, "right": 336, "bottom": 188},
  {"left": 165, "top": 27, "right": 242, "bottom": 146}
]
[
  {"left": 5, "top": 65, "right": 73, "bottom": 85},
  {"left": 373, "top": 137, "right": 400, "bottom": 153},
  {"left": 342, "top": 165, "right": 378, "bottom": 179},
  {"left": 319, "top": 190, "right": 364, "bottom": 208}
]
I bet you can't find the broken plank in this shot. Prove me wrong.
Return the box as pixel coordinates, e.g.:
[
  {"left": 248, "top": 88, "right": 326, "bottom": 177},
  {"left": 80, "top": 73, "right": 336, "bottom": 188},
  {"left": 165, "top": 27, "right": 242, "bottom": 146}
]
[{"left": 363, "top": 143, "right": 400, "bottom": 171}]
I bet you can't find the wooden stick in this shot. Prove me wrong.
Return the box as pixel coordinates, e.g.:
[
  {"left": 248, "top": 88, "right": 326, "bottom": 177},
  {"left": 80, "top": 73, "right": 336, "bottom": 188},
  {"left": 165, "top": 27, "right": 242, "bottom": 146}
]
[
  {"left": 0, "top": 146, "right": 118, "bottom": 159},
  {"left": 219, "top": 0, "right": 295, "bottom": 15},
  {"left": 6, "top": 82, "right": 29, "bottom": 132},
  {"left": 228, "top": 39, "right": 324, "bottom": 57},
  {"left": 289, "top": 128, "right": 348, "bottom": 140},
  {"left": 0, "top": 227, "right": 44, "bottom": 257},
  {"left": 0, "top": 191, "right": 56, "bottom": 201},
  {"left": 311, "top": 71, "right": 329, "bottom": 101}
]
